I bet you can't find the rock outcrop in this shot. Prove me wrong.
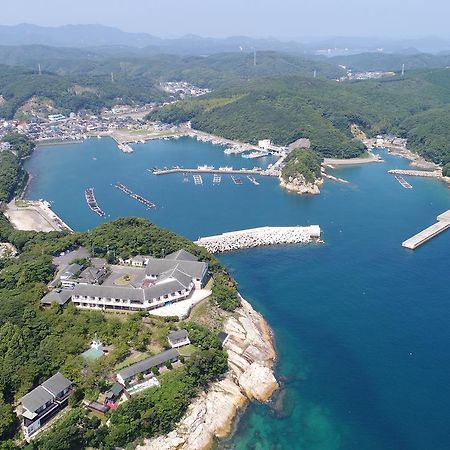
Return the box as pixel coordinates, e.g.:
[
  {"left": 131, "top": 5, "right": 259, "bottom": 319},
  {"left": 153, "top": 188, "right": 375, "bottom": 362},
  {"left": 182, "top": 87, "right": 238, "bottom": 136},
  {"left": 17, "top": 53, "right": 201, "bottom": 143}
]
[
  {"left": 137, "top": 297, "right": 278, "bottom": 450},
  {"left": 279, "top": 174, "right": 323, "bottom": 195}
]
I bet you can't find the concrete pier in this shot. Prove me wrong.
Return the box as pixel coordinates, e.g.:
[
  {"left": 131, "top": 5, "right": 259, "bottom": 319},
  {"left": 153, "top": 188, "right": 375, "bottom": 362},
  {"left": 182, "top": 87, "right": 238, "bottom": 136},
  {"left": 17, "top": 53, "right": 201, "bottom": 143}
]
[
  {"left": 195, "top": 225, "right": 321, "bottom": 253},
  {"left": 402, "top": 210, "right": 450, "bottom": 249},
  {"left": 150, "top": 167, "right": 275, "bottom": 177}
]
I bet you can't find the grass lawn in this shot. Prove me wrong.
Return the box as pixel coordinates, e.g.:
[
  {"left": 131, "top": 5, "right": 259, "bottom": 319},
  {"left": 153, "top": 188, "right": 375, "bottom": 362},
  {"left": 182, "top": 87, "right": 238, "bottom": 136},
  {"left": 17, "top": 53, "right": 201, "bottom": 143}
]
[{"left": 177, "top": 344, "right": 197, "bottom": 357}]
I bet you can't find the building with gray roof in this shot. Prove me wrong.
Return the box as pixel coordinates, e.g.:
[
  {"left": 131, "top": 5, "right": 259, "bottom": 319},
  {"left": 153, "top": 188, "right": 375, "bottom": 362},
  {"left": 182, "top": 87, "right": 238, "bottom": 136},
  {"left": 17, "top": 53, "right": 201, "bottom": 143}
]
[
  {"left": 165, "top": 249, "right": 199, "bottom": 261},
  {"left": 168, "top": 329, "right": 190, "bottom": 348},
  {"left": 42, "top": 249, "right": 209, "bottom": 313},
  {"left": 40, "top": 290, "right": 72, "bottom": 307},
  {"left": 117, "top": 349, "right": 179, "bottom": 385},
  {"left": 19, "top": 372, "right": 72, "bottom": 439}
]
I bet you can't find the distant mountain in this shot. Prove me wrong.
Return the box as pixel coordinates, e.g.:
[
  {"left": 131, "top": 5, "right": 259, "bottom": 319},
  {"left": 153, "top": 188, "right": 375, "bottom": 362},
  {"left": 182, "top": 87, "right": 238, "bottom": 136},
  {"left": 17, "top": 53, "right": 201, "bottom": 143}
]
[
  {"left": 0, "top": 23, "right": 160, "bottom": 48},
  {"left": 0, "top": 23, "right": 307, "bottom": 55}
]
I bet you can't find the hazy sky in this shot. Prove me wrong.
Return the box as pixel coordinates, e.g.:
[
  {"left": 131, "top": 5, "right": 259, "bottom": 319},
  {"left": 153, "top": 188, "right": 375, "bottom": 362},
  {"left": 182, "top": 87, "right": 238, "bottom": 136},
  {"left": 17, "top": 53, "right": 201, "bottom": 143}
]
[{"left": 2, "top": 0, "right": 449, "bottom": 39}]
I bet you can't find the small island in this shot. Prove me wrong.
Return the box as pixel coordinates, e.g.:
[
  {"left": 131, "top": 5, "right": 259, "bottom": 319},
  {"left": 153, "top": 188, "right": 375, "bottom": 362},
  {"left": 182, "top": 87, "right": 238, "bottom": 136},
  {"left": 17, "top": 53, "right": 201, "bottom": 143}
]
[{"left": 279, "top": 148, "right": 323, "bottom": 195}]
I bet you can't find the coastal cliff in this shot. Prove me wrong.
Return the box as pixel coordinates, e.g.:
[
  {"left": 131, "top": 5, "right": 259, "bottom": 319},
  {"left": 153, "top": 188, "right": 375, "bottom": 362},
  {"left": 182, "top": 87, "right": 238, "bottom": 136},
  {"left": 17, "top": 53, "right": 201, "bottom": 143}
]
[{"left": 138, "top": 297, "right": 278, "bottom": 450}]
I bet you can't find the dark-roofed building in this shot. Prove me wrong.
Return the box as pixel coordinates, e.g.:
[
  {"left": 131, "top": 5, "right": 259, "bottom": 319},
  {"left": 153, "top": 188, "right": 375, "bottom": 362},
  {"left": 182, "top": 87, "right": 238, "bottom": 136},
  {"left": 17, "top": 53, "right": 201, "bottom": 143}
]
[
  {"left": 77, "top": 266, "right": 108, "bottom": 285},
  {"left": 18, "top": 372, "right": 72, "bottom": 439},
  {"left": 168, "top": 330, "right": 190, "bottom": 348},
  {"left": 218, "top": 332, "right": 230, "bottom": 347},
  {"left": 60, "top": 263, "right": 82, "bottom": 289},
  {"left": 41, "top": 249, "right": 209, "bottom": 313},
  {"left": 117, "top": 349, "right": 179, "bottom": 385},
  {"left": 105, "top": 383, "right": 125, "bottom": 406},
  {"left": 165, "top": 249, "right": 199, "bottom": 262},
  {"left": 40, "top": 290, "right": 72, "bottom": 307}
]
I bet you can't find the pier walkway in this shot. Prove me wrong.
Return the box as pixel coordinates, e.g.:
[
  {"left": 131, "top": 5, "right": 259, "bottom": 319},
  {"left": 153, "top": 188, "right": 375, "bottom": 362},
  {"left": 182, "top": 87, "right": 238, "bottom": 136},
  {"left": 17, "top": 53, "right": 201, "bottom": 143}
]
[
  {"left": 195, "top": 225, "right": 321, "bottom": 253},
  {"left": 402, "top": 210, "right": 450, "bottom": 249},
  {"left": 150, "top": 167, "right": 275, "bottom": 177}
]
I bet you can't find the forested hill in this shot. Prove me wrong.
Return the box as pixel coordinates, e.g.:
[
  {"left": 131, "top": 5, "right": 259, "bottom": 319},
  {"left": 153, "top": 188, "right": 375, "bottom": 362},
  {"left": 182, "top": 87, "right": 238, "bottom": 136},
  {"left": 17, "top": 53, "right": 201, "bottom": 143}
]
[
  {"left": 149, "top": 70, "right": 450, "bottom": 163},
  {"left": 0, "top": 50, "right": 344, "bottom": 119}
]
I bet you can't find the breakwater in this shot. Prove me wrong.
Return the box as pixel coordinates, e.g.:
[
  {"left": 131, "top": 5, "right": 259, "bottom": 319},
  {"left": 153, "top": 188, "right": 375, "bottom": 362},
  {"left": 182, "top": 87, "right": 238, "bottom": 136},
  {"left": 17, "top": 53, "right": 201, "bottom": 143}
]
[
  {"left": 195, "top": 225, "right": 321, "bottom": 253},
  {"left": 402, "top": 209, "right": 450, "bottom": 249},
  {"left": 388, "top": 169, "right": 442, "bottom": 178}
]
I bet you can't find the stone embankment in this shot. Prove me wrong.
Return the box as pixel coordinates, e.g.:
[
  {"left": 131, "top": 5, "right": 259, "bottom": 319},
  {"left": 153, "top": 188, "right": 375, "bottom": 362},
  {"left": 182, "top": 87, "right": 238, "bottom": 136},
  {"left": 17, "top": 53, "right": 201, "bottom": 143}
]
[
  {"left": 137, "top": 298, "right": 278, "bottom": 450},
  {"left": 195, "top": 225, "right": 322, "bottom": 253},
  {"left": 388, "top": 169, "right": 443, "bottom": 178},
  {"left": 279, "top": 174, "right": 323, "bottom": 195}
]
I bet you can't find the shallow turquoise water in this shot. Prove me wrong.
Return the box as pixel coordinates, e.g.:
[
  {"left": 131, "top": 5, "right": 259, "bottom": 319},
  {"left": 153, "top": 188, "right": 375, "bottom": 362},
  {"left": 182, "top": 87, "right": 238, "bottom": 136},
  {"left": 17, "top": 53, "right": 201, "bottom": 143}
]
[{"left": 25, "top": 138, "right": 450, "bottom": 450}]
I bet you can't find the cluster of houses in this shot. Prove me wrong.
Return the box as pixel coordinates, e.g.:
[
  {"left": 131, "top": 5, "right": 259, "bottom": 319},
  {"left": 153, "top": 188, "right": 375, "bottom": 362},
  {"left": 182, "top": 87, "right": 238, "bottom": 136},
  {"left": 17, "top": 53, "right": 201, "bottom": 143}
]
[
  {"left": 17, "top": 328, "right": 194, "bottom": 440},
  {"left": 41, "top": 249, "right": 209, "bottom": 313}
]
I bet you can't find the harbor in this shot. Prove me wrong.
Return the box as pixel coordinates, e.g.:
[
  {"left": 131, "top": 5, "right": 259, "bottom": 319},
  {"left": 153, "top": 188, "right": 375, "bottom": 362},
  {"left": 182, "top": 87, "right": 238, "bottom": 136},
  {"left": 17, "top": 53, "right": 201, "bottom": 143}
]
[
  {"left": 195, "top": 225, "right": 322, "bottom": 253},
  {"left": 85, "top": 188, "right": 106, "bottom": 216},
  {"left": 114, "top": 183, "right": 156, "bottom": 208},
  {"left": 402, "top": 209, "right": 450, "bottom": 249}
]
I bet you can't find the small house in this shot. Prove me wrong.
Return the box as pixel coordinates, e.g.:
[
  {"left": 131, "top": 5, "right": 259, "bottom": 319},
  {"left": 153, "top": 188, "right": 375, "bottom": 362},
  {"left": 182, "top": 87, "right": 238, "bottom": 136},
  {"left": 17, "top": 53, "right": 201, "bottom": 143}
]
[
  {"left": 18, "top": 372, "right": 72, "bottom": 439},
  {"left": 168, "top": 330, "right": 190, "bottom": 348}
]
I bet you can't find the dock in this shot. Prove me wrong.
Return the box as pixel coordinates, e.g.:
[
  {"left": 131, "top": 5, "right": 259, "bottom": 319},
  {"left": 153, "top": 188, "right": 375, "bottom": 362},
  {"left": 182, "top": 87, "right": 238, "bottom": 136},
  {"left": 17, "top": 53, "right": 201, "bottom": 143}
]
[
  {"left": 114, "top": 183, "right": 156, "bottom": 208},
  {"left": 195, "top": 225, "right": 322, "bottom": 253},
  {"left": 394, "top": 175, "right": 412, "bottom": 189},
  {"left": 402, "top": 210, "right": 450, "bottom": 249},
  {"left": 149, "top": 166, "right": 275, "bottom": 177},
  {"left": 213, "top": 174, "right": 221, "bottom": 184}
]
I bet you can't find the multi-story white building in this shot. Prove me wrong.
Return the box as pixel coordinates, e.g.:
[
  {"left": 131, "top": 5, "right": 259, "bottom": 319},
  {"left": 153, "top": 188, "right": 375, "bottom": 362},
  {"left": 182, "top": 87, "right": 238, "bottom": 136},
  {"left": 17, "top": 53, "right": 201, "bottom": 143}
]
[{"left": 68, "top": 250, "right": 208, "bottom": 312}]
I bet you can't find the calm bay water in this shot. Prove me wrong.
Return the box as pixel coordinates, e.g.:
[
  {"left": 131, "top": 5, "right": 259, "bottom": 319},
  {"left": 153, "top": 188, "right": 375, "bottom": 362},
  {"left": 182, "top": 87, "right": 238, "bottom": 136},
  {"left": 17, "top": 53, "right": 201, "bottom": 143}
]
[{"left": 25, "top": 137, "right": 450, "bottom": 450}]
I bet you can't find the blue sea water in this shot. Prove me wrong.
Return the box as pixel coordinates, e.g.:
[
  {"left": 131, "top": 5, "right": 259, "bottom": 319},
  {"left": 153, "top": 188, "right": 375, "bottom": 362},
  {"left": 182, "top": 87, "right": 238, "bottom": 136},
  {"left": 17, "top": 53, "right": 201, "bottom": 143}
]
[{"left": 25, "top": 137, "right": 450, "bottom": 450}]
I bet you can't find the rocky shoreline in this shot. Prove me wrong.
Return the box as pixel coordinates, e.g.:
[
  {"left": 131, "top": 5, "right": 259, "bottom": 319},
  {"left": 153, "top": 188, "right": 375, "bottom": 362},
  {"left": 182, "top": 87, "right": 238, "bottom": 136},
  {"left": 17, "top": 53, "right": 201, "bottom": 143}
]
[
  {"left": 137, "top": 297, "right": 278, "bottom": 450},
  {"left": 279, "top": 174, "right": 323, "bottom": 195}
]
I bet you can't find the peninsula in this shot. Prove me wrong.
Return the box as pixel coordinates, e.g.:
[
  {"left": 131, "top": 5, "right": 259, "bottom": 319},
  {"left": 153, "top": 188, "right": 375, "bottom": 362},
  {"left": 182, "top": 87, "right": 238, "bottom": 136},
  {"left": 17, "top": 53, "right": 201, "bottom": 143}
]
[{"left": 0, "top": 214, "right": 278, "bottom": 449}]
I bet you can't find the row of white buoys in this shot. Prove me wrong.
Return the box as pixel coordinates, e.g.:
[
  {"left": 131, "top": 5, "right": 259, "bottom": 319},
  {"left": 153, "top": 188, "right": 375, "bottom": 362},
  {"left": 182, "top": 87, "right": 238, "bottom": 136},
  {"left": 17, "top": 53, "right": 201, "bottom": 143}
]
[{"left": 195, "top": 225, "right": 322, "bottom": 253}]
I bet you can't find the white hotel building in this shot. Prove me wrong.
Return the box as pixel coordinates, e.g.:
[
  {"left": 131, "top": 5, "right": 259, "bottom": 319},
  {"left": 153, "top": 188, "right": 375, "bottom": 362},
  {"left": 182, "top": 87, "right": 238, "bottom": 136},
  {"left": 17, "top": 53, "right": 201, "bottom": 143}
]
[{"left": 70, "top": 250, "right": 208, "bottom": 312}]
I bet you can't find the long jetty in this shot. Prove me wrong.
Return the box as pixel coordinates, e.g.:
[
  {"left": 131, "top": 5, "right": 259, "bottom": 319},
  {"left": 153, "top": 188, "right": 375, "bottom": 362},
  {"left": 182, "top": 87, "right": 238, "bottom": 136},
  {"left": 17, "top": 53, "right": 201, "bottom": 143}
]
[
  {"left": 402, "top": 210, "right": 450, "bottom": 250},
  {"left": 388, "top": 169, "right": 442, "bottom": 178},
  {"left": 195, "top": 225, "right": 322, "bottom": 253},
  {"left": 149, "top": 167, "right": 277, "bottom": 177}
]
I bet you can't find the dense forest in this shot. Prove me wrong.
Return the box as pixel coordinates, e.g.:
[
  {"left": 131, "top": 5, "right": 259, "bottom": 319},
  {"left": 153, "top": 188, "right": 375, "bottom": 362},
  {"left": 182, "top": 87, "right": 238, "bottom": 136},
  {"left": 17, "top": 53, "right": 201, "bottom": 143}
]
[
  {"left": 0, "top": 216, "right": 239, "bottom": 448},
  {"left": 0, "top": 134, "right": 35, "bottom": 202},
  {"left": 0, "top": 49, "right": 346, "bottom": 120},
  {"left": 149, "top": 69, "right": 450, "bottom": 163}
]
